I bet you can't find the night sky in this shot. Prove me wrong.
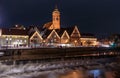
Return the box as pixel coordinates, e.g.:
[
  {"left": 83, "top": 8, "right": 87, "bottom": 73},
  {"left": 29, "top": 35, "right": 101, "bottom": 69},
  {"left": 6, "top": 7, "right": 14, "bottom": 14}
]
[{"left": 0, "top": 0, "right": 120, "bottom": 36}]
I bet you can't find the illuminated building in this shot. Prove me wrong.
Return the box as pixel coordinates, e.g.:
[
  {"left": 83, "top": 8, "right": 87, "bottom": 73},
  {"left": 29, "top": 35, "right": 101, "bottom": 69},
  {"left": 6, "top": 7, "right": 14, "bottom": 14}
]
[
  {"left": 43, "top": 6, "right": 60, "bottom": 30},
  {"left": 0, "top": 6, "right": 97, "bottom": 48},
  {"left": 80, "top": 33, "right": 97, "bottom": 46},
  {"left": 60, "top": 30, "right": 70, "bottom": 44},
  {"left": 29, "top": 6, "right": 97, "bottom": 47},
  {"left": 0, "top": 26, "right": 29, "bottom": 48}
]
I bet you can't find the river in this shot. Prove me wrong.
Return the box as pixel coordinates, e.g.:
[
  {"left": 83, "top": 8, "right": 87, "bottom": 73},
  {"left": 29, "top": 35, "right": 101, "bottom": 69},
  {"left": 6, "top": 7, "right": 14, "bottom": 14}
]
[{"left": 0, "top": 55, "right": 119, "bottom": 78}]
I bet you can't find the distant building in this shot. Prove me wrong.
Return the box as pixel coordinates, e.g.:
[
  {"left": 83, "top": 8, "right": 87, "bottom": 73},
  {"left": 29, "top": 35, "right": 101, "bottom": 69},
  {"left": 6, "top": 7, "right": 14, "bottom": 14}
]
[{"left": 109, "top": 34, "right": 120, "bottom": 47}]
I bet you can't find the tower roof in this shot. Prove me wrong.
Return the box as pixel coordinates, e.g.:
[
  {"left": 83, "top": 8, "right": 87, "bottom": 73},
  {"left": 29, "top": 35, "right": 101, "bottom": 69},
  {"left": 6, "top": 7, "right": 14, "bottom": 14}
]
[
  {"left": 54, "top": 5, "right": 58, "bottom": 11},
  {"left": 53, "top": 5, "right": 60, "bottom": 14}
]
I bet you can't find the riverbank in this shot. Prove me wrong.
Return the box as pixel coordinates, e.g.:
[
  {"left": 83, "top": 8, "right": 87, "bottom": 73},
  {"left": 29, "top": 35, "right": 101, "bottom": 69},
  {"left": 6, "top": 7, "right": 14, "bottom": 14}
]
[{"left": 0, "top": 47, "right": 119, "bottom": 61}]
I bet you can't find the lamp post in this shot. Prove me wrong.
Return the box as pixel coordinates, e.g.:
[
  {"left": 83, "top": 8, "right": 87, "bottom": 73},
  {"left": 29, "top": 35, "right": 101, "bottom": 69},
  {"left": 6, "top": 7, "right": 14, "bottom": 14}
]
[
  {"left": 6, "top": 37, "right": 8, "bottom": 49},
  {"left": 9, "top": 37, "right": 12, "bottom": 48},
  {"left": 17, "top": 40, "right": 19, "bottom": 48}
]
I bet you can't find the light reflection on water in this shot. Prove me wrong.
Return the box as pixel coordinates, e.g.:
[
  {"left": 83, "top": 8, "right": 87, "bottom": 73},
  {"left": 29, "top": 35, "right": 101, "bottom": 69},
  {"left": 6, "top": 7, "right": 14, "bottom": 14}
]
[{"left": 88, "top": 69, "right": 104, "bottom": 78}]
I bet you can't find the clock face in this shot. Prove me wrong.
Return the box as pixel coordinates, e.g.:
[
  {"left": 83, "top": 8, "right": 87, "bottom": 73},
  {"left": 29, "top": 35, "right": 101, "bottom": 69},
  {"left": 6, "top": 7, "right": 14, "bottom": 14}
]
[{"left": 56, "top": 18, "right": 59, "bottom": 21}]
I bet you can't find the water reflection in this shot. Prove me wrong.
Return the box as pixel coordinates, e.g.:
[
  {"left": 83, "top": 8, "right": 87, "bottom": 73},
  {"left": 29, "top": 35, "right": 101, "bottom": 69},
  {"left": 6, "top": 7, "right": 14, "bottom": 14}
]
[
  {"left": 59, "top": 70, "right": 85, "bottom": 78},
  {"left": 88, "top": 69, "right": 104, "bottom": 78}
]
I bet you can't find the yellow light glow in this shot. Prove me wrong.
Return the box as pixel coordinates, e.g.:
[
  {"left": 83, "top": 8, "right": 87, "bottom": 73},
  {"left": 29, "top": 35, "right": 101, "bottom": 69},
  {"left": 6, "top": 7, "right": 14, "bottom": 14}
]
[
  {"left": 74, "top": 40, "right": 77, "bottom": 43},
  {"left": 65, "top": 40, "right": 68, "bottom": 43}
]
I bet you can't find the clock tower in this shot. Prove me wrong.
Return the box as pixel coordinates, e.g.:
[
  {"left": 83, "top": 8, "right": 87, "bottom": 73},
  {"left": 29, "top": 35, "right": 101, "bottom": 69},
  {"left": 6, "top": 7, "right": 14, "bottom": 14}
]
[{"left": 52, "top": 6, "right": 60, "bottom": 29}]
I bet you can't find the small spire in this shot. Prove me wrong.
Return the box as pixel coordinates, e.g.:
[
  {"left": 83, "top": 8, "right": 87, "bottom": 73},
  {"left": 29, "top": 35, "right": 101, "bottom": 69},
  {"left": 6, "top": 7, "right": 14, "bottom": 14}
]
[
  {"left": 55, "top": 5, "right": 57, "bottom": 9},
  {"left": 54, "top": 5, "right": 58, "bottom": 11}
]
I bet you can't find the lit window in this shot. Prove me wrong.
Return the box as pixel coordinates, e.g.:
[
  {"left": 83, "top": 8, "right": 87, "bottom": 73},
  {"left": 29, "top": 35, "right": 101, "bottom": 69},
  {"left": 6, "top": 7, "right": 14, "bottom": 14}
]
[
  {"left": 54, "top": 35, "right": 56, "bottom": 37},
  {"left": 54, "top": 39, "right": 56, "bottom": 41},
  {"left": 34, "top": 36, "right": 38, "bottom": 38},
  {"left": 24, "top": 40, "right": 27, "bottom": 42},
  {"left": 6, "top": 38, "right": 8, "bottom": 40},
  {"left": 20, "top": 40, "right": 22, "bottom": 42},
  {"left": 9, "top": 38, "right": 12, "bottom": 40}
]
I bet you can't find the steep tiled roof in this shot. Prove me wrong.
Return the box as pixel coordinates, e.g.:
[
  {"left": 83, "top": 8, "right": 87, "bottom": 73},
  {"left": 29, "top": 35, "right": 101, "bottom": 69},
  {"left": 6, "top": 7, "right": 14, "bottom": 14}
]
[
  {"left": 67, "top": 27, "right": 75, "bottom": 35},
  {"left": 60, "top": 27, "right": 75, "bottom": 36},
  {"left": 56, "top": 29, "right": 66, "bottom": 37},
  {"left": 29, "top": 31, "right": 35, "bottom": 38},
  {"left": 43, "top": 22, "right": 52, "bottom": 29},
  {"left": 42, "top": 29, "right": 52, "bottom": 39},
  {"left": 2, "top": 28, "right": 28, "bottom": 36},
  {"left": 27, "top": 25, "right": 96, "bottom": 39}
]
